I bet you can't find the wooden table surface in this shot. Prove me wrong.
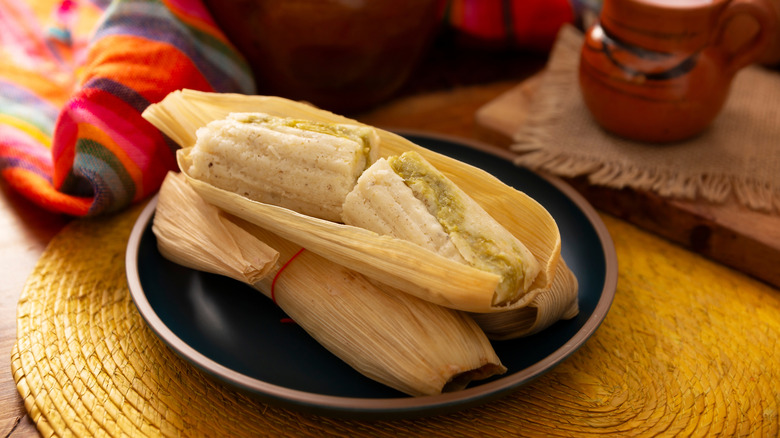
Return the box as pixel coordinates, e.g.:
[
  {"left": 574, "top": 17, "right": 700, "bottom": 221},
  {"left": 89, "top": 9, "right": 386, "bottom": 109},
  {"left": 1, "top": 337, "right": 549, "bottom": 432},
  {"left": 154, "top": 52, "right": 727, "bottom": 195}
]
[{"left": 2, "top": 44, "right": 779, "bottom": 436}]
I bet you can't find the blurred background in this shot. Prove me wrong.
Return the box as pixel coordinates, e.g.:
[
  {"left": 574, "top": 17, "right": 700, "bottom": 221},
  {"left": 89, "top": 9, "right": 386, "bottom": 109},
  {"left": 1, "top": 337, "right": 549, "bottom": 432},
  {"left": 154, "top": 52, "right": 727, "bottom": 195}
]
[{"left": 203, "top": 0, "right": 606, "bottom": 113}]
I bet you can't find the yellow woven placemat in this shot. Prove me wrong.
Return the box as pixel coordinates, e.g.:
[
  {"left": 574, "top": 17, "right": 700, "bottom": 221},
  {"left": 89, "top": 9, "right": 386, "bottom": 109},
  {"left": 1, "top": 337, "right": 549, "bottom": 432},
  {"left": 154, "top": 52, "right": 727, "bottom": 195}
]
[{"left": 12, "top": 202, "right": 780, "bottom": 436}]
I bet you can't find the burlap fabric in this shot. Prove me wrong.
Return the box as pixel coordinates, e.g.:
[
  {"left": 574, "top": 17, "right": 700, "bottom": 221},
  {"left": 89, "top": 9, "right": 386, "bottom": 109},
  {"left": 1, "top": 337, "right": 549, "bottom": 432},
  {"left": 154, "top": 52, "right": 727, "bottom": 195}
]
[
  {"left": 513, "top": 25, "right": 780, "bottom": 213},
  {"left": 12, "top": 197, "right": 780, "bottom": 436}
]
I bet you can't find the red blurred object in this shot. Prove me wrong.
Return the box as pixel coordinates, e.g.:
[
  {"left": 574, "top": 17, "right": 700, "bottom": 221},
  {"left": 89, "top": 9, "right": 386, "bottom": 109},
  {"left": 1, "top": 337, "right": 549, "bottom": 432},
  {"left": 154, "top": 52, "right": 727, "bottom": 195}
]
[{"left": 444, "top": 0, "right": 576, "bottom": 51}]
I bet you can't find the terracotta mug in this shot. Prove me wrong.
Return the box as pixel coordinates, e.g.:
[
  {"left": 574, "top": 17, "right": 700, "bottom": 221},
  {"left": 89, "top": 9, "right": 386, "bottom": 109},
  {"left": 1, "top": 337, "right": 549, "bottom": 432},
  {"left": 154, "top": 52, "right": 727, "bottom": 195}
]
[{"left": 579, "top": 0, "right": 777, "bottom": 143}]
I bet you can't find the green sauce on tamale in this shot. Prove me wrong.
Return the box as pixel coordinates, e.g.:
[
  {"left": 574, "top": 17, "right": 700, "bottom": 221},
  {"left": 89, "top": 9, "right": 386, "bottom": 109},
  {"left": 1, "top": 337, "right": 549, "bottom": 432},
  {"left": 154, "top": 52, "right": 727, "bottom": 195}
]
[{"left": 388, "top": 151, "right": 526, "bottom": 303}]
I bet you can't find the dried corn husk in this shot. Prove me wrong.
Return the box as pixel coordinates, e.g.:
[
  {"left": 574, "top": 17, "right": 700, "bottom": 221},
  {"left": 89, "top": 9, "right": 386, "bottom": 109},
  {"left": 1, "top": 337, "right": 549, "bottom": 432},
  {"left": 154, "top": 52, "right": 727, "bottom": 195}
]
[
  {"left": 471, "top": 260, "right": 579, "bottom": 340},
  {"left": 152, "top": 172, "right": 506, "bottom": 396},
  {"left": 142, "top": 90, "right": 569, "bottom": 318},
  {"left": 153, "top": 171, "right": 279, "bottom": 283}
]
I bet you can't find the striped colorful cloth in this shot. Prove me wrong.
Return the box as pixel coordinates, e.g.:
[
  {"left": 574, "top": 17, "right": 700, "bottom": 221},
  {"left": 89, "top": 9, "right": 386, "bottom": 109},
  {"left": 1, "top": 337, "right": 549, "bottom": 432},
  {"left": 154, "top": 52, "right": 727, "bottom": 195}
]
[
  {"left": 1, "top": 0, "right": 591, "bottom": 217},
  {"left": 0, "top": 0, "right": 254, "bottom": 216}
]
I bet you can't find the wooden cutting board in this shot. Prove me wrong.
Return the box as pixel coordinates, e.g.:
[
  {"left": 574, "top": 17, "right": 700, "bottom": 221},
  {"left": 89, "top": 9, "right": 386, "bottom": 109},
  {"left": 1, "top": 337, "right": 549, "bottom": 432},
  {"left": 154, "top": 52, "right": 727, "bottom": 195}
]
[{"left": 475, "top": 74, "right": 780, "bottom": 289}]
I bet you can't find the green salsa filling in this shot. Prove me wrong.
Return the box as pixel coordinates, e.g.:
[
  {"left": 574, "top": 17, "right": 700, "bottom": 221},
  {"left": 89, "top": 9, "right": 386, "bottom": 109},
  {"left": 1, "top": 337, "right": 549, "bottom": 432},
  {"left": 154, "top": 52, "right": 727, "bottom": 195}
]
[{"left": 388, "top": 151, "right": 524, "bottom": 302}]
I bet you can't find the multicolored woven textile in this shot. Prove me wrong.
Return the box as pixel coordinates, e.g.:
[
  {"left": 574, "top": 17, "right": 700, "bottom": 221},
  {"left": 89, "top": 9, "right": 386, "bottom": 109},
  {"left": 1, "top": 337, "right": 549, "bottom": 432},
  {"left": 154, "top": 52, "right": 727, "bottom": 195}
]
[{"left": 0, "top": 0, "right": 254, "bottom": 216}]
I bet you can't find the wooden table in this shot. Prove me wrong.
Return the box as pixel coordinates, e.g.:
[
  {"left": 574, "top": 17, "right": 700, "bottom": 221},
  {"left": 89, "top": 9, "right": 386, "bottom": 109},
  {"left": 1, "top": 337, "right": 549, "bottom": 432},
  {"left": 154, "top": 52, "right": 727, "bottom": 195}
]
[{"left": 2, "top": 47, "right": 779, "bottom": 436}]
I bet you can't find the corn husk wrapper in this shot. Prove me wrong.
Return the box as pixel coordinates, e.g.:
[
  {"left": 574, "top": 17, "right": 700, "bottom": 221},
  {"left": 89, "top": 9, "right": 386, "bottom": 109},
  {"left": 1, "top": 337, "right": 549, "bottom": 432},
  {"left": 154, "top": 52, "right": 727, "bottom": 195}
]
[
  {"left": 142, "top": 90, "right": 574, "bottom": 320},
  {"left": 153, "top": 171, "right": 279, "bottom": 283},
  {"left": 471, "top": 260, "right": 579, "bottom": 339},
  {"left": 152, "top": 172, "right": 506, "bottom": 396}
]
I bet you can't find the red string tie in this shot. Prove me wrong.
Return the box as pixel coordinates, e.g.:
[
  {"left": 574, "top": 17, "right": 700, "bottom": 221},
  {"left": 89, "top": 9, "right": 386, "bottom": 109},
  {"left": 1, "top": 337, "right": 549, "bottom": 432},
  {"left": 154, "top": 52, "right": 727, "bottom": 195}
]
[{"left": 270, "top": 247, "right": 306, "bottom": 324}]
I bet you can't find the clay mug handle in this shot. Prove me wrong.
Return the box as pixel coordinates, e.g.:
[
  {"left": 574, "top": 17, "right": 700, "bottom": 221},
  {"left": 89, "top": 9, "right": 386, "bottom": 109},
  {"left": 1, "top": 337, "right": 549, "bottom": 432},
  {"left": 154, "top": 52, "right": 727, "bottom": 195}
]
[{"left": 715, "top": 0, "right": 778, "bottom": 74}]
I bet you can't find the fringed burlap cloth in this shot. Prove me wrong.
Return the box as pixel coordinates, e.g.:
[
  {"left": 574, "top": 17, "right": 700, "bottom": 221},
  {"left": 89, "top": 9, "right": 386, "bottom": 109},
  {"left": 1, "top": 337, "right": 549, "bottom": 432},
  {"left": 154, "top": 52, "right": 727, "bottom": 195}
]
[{"left": 512, "top": 25, "right": 780, "bottom": 213}]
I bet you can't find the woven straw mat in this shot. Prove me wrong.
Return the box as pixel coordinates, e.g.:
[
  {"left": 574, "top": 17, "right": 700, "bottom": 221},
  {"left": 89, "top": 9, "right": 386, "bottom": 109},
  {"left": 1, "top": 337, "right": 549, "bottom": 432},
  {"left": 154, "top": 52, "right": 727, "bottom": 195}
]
[{"left": 12, "top": 201, "right": 780, "bottom": 436}]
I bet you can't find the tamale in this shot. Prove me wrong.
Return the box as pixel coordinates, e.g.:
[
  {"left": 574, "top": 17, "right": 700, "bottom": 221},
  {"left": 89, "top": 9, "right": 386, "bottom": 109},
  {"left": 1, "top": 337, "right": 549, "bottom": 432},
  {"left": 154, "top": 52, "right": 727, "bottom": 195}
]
[
  {"left": 142, "top": 90, "right": 575, "bottom": 321},
  {"left": 340, "top": 152, "right": 578, "bottom": 337},
  {"left": 152, "top": 172, "right": 506, "bottom": 396},
  {"left": 342, "top": 152, "right": 540, "bottom": 307},
  {"left": 186, "top": 112, "right": 379, "bottom": 222}
]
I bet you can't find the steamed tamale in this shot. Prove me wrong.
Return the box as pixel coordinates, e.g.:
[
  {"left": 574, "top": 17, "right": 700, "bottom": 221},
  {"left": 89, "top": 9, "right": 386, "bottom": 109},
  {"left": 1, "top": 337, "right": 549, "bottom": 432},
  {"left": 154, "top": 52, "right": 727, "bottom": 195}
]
[
  {"left": 142, "top": 90, "right": 574, "bottom": 318},
  {"left": 152, "top": 172, "right": 506, "bottom": 396},
  {"left": 185, "top": 112, "right": 379, "bottom": 222},
  {"left": 342, "top": 152, "right": 541, "bottom": 307}
]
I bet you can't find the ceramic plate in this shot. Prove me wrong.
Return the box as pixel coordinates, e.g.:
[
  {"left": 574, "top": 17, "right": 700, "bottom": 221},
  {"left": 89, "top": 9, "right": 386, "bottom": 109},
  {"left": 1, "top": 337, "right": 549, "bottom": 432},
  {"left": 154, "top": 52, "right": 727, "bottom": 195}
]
[{"left": 125, "top": 132, "right": 617, "bottom": 419}]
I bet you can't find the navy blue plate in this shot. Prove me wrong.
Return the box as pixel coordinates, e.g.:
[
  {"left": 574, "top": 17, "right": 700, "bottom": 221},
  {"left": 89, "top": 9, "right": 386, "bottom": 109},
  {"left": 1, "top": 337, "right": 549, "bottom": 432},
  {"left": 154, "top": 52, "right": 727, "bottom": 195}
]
[{"left": 126, "top": 132, "right": 617, "bottom": 419}]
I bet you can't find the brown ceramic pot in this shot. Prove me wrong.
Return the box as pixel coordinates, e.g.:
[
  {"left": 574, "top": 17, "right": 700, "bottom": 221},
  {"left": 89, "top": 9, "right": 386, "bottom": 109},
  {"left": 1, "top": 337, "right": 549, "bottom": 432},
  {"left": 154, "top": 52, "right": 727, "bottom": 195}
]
[
  {"left": 579, "top": 0, "right": 777, "bottom": 143},
  {"left": 203, "top": 0, "right": 443, "bottom": 113}
]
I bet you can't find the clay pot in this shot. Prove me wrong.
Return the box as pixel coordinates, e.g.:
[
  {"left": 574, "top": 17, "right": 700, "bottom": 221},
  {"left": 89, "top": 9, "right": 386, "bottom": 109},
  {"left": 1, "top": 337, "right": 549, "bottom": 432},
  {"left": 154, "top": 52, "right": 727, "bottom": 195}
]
[
  {"left": 579, "top": 0, "right": 777, "bottom": 143},
  {"left": 204, "top": 0, "right": 443, "bottom": 113}
]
